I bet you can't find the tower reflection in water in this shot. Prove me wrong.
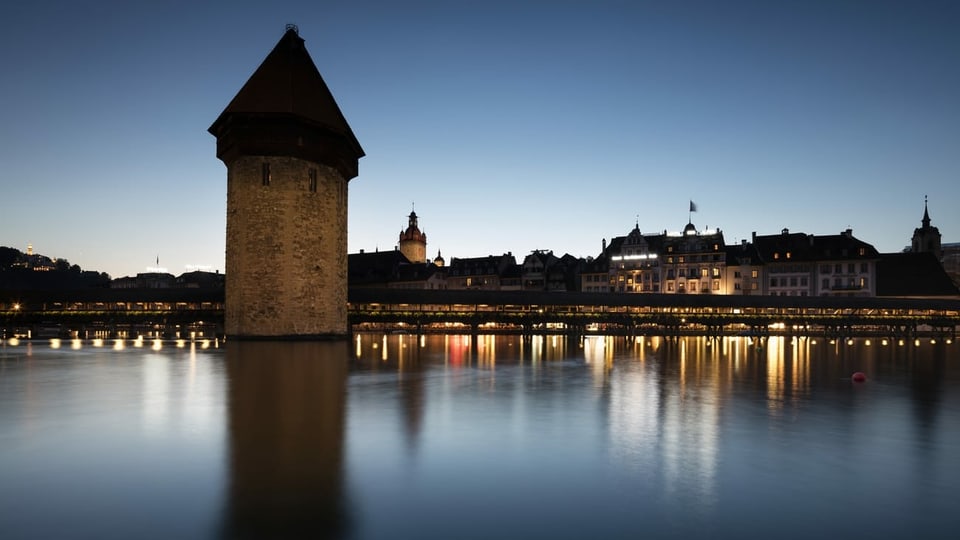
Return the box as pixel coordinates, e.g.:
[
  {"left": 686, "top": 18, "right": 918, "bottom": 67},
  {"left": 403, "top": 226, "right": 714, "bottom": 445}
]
[{"left": 221, "top": 341, "right": 349, "bottom": 539}]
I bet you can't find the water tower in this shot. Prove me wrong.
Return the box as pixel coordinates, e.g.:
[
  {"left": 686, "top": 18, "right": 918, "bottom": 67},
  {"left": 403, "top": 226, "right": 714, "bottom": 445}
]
[{"left": 209, "top": 26, "right": 364, "bottom": 338}]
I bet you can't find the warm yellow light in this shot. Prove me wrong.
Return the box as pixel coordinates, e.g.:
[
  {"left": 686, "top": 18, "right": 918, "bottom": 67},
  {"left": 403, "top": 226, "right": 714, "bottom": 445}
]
[
  {"left": 914, "top": 339, "right": 921, "bottom": 347},
  {"left": 13, "top": 303, "right": 21, "bottom": 311},
  {"left": 865, "top": 340, "right": 871, "bottom": 346},
  {"left": 881, "top": 339, "right": 888, "bottom": 346},
  {"left": 9, "top": 337, "right": 19, "bottom": 346},
  {"left": 846, "top": 339, "right": 854, "bottom": 346},
  {"left": 151, "top": 339, "right": 162, "bottom": 351},
  {"left": 71, "top": 339, "right": 82, "bottom": 350},
  {"left": 898, "top": 339, "right": 905, "bottom": 346},
  {"left": 201, "top": 340, "right": 210, "bottom": 349},
  {"left": 114, "top": 339, "right": 125, "bottom": 350},
  {"left": 93, "top": 338, "right": 104, "bottom": 347},
  {"left": 930, "top": 339, "right": 936, "bottom": 345},
  {"left": 50, "top": 338, "right": 61, "bottom": 349},
  {"left": 176, "top": 339, "right": 186, "bottom": 348}
]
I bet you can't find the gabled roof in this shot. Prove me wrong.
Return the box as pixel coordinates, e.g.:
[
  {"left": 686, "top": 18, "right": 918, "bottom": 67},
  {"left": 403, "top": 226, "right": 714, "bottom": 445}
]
[
  {"left": 447, "top": 254, "right": 517, "bottom": 277},
  {"left": 348, "top": 250, "right": 411, "bottom": 286},
  {"left": 876, "top": 252, "right": 959, "bottom": 297}
]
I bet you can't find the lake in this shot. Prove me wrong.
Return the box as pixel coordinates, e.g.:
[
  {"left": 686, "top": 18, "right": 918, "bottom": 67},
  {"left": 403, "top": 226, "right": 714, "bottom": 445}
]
[{"left": 1, "top": 334, "right": 958, "bottom": 539}]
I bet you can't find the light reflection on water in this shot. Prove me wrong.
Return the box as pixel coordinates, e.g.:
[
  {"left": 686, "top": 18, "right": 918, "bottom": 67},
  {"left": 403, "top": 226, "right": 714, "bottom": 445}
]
[{"left": 0, "top": 335, "right": 958, "bottom": 539}]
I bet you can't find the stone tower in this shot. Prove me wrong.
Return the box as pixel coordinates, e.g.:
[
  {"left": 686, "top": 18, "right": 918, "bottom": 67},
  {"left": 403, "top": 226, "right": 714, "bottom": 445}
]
[
  {"left": 911, "top": 197, "right": 942, "bottom": 259},
  {"left": 399, "top": 210, "right": 427, "bottom": 263},
  {"left": 209, "top": 27, "right": 364, "bottom": 339}
]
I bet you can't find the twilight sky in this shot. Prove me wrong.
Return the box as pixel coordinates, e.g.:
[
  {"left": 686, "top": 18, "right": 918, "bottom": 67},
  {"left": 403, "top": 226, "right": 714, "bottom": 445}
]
[{"left": 1, "top": 0, "right": 957, "bottom": 278}]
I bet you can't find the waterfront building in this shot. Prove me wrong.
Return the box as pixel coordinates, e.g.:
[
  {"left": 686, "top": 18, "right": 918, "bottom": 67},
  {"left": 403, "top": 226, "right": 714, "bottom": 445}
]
[
  {"left": 661, "top": 222, "right": 727, "bottom": 294},
  {"left": 209, "top": 26, "right": 363, "bottom": 338},
  {"left": 608, "top": 224, "right": 662, "bottom": 293},
  {"left": 751, "top": 228, "right": 879, "bottom": 297},
  {"left": 580, "top": 248, "right": 611, "bottom": 294},
  {"left": 446, "top": 253, "right": 518, "bottom": 291},
  {"left": 750, "top": 229, "right": 816, "bottom": 296},
  {"left": 521, "top": 250, "right": 557, "bottom": 291},
  {"left": 724, "top": 241, "right": 763, "bottom": 295}
]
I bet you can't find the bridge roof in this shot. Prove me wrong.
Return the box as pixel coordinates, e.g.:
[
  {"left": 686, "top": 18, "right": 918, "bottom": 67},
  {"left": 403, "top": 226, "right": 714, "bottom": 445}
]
[{"left": 348, "top": 288, "right": 960, "bottom": 311}]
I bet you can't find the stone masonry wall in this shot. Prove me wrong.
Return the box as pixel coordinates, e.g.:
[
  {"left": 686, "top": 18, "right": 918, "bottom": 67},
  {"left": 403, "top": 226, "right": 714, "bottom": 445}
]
[{"left": 225, "top": 155, "right": 348, "bottom": 337}]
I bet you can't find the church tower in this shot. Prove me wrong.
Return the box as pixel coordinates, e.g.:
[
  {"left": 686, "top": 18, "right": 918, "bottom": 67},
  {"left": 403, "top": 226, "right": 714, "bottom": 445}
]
[
  {"left": 399, "top": 210, "right": 427, "bottom": 263},
  {"left": 911, "top": 196, "right": 942, "bottom": 259},
  {"left": 209, "top": 26, "right": 364, "bottom": 339}
]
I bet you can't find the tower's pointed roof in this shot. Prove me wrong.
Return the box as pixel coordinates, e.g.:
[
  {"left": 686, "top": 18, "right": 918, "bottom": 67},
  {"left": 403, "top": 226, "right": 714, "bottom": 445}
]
[{"left": 209, "top": 27, "right": 363, "bottom": 175}]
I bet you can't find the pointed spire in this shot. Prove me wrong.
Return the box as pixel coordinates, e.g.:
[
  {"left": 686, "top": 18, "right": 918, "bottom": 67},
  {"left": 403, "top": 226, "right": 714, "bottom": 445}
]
[
  {"left": 209, "top": 27, "right": 364, "bottom": 179},
  {"left": 922, "top": 195, "right": 931, "bottom": 228}
]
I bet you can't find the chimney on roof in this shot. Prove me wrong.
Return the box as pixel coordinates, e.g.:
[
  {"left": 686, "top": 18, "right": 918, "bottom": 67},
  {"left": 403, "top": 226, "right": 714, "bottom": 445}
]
[
  {"left": 752, "top": 231, "right": 757, "bottom": 243},
  {"left": 844, "top": 228, "right": 853, "bottom": 238},
  {"left": 782, "top": 228, "right": 789, "bottom": 235}
]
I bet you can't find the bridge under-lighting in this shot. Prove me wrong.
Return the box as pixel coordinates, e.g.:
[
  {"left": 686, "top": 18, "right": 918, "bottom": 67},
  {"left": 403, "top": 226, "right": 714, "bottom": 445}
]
[{"left": 348, "top": 288, "right": 960, "bottom": 339}]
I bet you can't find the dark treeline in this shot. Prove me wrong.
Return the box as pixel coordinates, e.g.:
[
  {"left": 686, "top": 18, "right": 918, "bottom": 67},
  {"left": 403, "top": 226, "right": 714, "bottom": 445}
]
[{"left": 0, "top": 246, "right": 111, "bottom": 289}]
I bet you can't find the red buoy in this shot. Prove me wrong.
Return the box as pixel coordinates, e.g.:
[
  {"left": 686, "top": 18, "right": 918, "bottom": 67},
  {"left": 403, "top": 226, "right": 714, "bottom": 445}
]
[{"left": 852, "top": 372, "right": 866, "bottom": 382}]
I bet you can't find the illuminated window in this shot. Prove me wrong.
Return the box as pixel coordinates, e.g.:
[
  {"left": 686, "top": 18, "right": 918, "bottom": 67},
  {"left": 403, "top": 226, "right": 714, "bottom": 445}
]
[
  {"left": 751, "top": 283, "right": 758, "bottom": 290},
  {"left": 859, "top": 248, "right": 866, "bottom": 256},
  {"left": 700, "top": 268, "right": 708, "bottom": 278},
  {"left": 774, "top": 253, "right": 779, "bottom": 260},
  {"left": 751, "top": 270, "right": 758, "bottom": 279},
  {"left": 711, "top": 267, "right": 720, "bottom": 278},
  {"left": 786, "top": 252, "right": 791, "bottom": 259},
  {"left": 308, "top": 168, "right": 317, "bottom": 192},
  {"left": 712, "top": 280, "right": 720, "bottom": 290},
  {"left": 262, "top": 162, "right": 271, "bottom": 186},
  {"left": 678, "top": 256, "right": 685, "bottom": 263}
]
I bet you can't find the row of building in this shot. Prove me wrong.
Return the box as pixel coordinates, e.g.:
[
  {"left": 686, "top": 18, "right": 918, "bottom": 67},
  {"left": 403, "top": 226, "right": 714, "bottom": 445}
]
[{"left": 349, "top": 203, "right": 959, "bottom": 297}]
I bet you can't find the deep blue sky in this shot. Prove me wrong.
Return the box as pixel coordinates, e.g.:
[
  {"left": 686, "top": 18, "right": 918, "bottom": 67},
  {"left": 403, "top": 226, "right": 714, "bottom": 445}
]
[{"left": 1, "top": 1, "right": 957, "bottom": 278}]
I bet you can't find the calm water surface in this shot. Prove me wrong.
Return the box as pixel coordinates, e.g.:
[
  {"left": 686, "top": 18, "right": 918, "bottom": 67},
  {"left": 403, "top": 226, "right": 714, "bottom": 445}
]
[{"left": 1, "top": 334, "right": 959, "bottom": 539}]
